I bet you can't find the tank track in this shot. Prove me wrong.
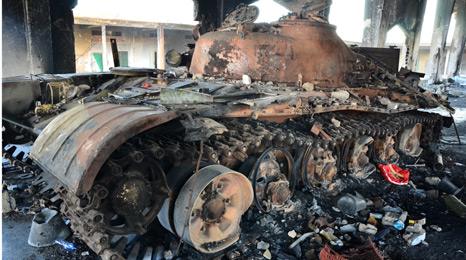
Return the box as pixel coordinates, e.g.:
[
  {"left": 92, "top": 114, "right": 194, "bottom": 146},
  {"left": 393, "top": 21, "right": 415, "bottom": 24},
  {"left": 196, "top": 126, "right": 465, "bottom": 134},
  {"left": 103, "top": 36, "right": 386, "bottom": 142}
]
[{"left": 58, "top": 110, "right": 443, "bottom": 259}]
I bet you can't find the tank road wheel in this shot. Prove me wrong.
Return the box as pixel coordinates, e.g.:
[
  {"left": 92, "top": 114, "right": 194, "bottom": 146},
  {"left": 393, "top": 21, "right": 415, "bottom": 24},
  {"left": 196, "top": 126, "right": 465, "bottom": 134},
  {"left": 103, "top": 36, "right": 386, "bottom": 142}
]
[
  {"left": 93, "top": 158, "right": 169, "bottom": 236},
  {"left": 302, "top": 146, "right": 338, "bottom": 189},
  {"left": 250, "top": 148, "right": 294, "bottom": 212},
  {"left": 373, "top": 134, "right": 399, "bottom": 163},
  {"left": 347, "top": 136, "right": 376, "bottom": 179},
  {"left": 398, "top": 123, "right": 423, "bottom": 157},
  {"left": 172, "top": 165, "right": 253, "bottom": 253}
]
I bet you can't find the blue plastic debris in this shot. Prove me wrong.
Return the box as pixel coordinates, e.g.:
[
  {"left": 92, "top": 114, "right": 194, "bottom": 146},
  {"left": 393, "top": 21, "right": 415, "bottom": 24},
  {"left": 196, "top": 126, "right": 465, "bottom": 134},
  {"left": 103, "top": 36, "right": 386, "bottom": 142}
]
[
  {"left": 393, "top": 220, "right": 405, "bottom": 231},
  {"left": 55, "top": 240, "right": 77, "bottom": 251}
]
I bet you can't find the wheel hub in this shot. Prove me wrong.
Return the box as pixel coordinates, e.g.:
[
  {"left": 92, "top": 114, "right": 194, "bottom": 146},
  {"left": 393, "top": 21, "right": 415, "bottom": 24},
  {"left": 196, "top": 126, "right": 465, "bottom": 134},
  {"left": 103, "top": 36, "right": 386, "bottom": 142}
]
[
  {"left": 202, "top": 196, "right": 226, "bottom": 223},
  {"left": 111, "top": 177, "right": 150, "bottom": 215}
]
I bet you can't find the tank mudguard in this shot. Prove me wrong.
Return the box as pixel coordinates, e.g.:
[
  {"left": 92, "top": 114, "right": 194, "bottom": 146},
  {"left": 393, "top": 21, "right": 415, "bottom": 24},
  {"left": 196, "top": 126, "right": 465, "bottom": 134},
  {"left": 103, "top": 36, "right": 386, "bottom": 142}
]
[{"left": 30, "top": 102, "right": 177, "bottom": 195}]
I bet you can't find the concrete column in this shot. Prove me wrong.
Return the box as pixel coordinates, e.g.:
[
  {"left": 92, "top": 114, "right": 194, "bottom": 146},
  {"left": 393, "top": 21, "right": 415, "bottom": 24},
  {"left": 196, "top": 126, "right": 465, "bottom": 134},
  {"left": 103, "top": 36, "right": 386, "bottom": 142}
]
[
  {"left": 362, "top": 0, "right": 384, "bottom": 47},
  {"left": 2, "top": 0, "right": 54, "bottom": 77},
  {"left": 101, "top": 25, "right": 108, "bottom": 71},
  {"left": 447, "top": 0, "right": 466, "bottom": 77},
  {"left": 49, "top": 0, "right": 76, "bottom": 73},
  {"left": 425, "top": 0, "right": 456, "bottom": 83},
  {"left": 363, "top": 0, "right": 394, "bottom": 47},
  {"left": 157, "top": 25, "right": 165, "bottom": 70},
  {"left": 404, "top": 0, "right": 427, "bottom": 70}
]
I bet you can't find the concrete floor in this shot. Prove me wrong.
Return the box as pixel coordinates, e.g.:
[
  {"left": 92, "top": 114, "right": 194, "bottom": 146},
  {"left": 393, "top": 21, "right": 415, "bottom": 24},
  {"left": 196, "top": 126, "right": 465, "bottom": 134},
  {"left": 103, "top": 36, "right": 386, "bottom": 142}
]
[
  {"left": 2, "top": 214, "right": 47, "bottom": 260},
  {"left": 2, "top": 212, "right": 96, "bottom": 259}
]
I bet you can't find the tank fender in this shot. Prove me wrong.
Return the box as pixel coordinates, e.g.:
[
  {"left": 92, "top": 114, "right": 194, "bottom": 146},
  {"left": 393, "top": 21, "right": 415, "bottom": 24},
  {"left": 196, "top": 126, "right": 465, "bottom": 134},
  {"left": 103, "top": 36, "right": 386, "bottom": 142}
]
[{"left": 30, "top": 102, "right": 177, "bottom": 195}]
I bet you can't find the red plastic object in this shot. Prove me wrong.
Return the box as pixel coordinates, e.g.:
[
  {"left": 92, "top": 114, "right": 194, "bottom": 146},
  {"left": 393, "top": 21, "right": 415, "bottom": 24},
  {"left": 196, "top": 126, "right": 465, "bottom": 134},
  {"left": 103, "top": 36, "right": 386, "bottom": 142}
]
[{"left": 377, "top": 163, "right": 410, "bottom": 185}]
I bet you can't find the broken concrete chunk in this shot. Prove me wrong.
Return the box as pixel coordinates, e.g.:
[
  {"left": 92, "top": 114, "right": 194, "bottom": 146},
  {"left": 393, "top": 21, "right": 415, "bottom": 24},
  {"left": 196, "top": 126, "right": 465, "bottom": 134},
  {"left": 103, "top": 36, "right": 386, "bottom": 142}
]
[
  {"left": 288, "top": 230, "right": 297, "bottom": 238},
  {"left": 263, "top": 249, "right": 272, "bottom": 259}
]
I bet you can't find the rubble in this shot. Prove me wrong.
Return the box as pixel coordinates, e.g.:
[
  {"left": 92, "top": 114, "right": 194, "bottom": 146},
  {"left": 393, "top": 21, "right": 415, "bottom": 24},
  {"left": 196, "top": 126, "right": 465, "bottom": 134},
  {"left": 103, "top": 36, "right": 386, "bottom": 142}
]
[
  {"left": 256, "top": 241, "right": 270, "bottom": 250},
  {"left": 263, "top": 249, "right": 272, "bottom": 259},
  {"left": 287, "top": 230, "right": 297, "bottom": 238}
]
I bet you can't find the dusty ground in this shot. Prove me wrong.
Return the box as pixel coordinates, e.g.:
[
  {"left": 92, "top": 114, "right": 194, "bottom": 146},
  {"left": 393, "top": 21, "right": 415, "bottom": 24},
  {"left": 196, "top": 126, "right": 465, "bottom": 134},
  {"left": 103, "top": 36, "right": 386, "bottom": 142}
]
[{"left": 3, "top": 84, "right": 466, "bottom": 260}]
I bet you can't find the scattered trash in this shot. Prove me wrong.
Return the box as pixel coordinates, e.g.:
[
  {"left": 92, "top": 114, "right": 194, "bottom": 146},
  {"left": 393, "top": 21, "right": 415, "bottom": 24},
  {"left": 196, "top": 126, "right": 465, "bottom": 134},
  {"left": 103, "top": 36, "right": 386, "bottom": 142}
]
[
  {"left": 358, "top": 223, "right": 378, "bottom": 235},
  {"left": 81, "top": 251, "right": 90, "bottom": 256},
  {"left": 430, "top": 225, "right": 442, "bottom": 232},
  {"left": 320, "top": 228, "right": 343, "bottom": 246},
  {"left": 425, "top": 176, "right": 441, "bottom": 186},
  {"left": 263, "top": 249, "right": 272, "bottom": 259},
  {"left": 289, "top": 232, "right": 314, "bottom": 249},
  {"left": 337, "top": 193, "right": 367, "bottom": 215},
  {"left": 403, "top": 218, "right": 426, "bottom": 246},
  {"left": 382, "top": 211, "right": 407, "bottom": 230},
  {"left": 55, "top": 240, "right": 77, "bottom": 251},
  {"left": 28, "top": 208, "right": 71, "bottom": 247},
  {"left": 339, "top": 224, "right": 356, "bottom": 233},
  {"left": 438, "top": 177, "right": 463, "bottom": 195},
  {"left": 425, "top": 189, "right": 440, "bottom": 199},
  {"left": 377, "top": 163, "right": 410, "bottom": 185}
]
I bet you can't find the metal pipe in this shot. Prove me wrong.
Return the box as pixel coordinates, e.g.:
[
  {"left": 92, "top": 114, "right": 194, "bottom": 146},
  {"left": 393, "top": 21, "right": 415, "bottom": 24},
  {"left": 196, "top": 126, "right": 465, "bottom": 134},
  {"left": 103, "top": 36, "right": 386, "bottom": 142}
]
[
  {"left": 2, "top": 117, "right": 40, "bottom": 136},
  {"left": 450, "top": 113, "right": 462, "bottom": 145},
  {"left": 433, "top": 152, "right": 444, "bottom": 172}
]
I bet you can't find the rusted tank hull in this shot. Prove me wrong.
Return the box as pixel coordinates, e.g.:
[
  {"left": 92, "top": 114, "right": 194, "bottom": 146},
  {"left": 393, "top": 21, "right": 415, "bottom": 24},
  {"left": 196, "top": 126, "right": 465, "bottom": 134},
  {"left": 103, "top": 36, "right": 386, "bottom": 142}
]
[{"left": 190, "top": 19, "right": 355, "bottom": 85}]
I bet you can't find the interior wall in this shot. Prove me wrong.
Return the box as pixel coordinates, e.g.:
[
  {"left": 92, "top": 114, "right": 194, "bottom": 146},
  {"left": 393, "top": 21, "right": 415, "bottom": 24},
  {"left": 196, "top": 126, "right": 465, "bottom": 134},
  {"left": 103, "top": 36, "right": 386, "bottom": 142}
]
[{"left": 74, "top": 25, "right": 195, "bottom": 72}]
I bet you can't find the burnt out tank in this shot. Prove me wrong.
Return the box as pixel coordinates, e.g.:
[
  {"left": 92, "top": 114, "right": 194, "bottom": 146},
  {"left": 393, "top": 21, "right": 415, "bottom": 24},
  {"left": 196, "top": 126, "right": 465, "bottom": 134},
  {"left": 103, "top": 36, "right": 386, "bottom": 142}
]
[{"left": 2, "top": 11, "right": 454, "bottom": 260}]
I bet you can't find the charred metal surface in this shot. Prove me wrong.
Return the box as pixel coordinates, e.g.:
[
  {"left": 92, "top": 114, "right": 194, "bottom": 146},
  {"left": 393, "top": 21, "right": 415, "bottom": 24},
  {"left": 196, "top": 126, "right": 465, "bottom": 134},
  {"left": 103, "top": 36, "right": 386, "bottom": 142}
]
[
  {"left": 30, "top": 102, "right": 177, "bottom": 195},
  {"left": 190, "top": 18, "right": 355, "bottom": 84}
]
